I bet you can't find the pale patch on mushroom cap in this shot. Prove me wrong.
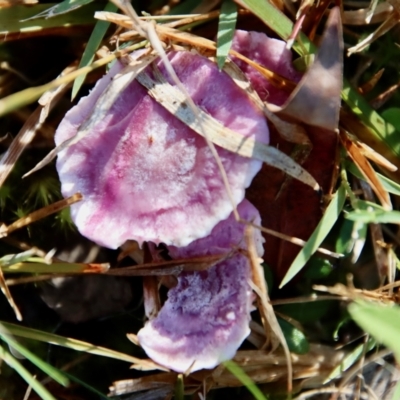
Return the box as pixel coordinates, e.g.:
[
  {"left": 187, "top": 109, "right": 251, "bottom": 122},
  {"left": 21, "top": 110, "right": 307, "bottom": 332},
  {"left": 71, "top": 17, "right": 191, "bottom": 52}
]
[
  {"left": 137, "top": 200, "right": 263, "bottom": 373},
  {"left": 55, "top": 50, "right": 269, "bottom": 249},
  {"left": 231, "top": 30, "right": 302, "bottom": 106}
]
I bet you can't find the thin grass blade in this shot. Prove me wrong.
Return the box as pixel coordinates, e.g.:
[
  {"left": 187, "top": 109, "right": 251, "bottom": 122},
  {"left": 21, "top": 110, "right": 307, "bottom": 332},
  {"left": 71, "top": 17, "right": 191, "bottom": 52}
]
[
  {"left": 0, "top": 344, "right": 57, "bottom": 400},
  {"left": 24, "top": 0, "right": 94, "bottom": 20},
  {"left": 216, "top": 0, "right": 238, "bottom": 69},
  {"left": 279, "top": 185, "right": 347, "bottom": 288},
  {"left": 0, "top": 321, "right": 157, "bottom": 367},
  {"left": 223, "top": 360, "right": 268, "bottom": 400},
  {"left": 0, "top": 334, "right": 69, "bottom": 387},
  {"left": 72, "top": 2, "right": 118, "bottom": 100}
]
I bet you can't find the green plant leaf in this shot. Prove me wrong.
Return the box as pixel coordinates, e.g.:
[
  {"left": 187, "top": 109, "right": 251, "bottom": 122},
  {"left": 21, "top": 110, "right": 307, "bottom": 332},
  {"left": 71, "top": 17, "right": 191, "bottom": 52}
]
[
  {"left": 216, "top": 0, "right": 238, "bottom": 69},
  {"left": 0, "top": 335, "right": 69, "bottom": 387},
  {"left": 0, "top": 344, "right": 57, "bottom": 400},
  {"left": 382, "top": 108, "right": 400, "bottom": 132},
  {"left": 72, "top": 2, "right": 118, "bottom": 100},
  {"left": 280, "top": 185, "right": 347, "bottom": 287},
  {"left": 277, "top": 301, "right": 334, "bottom": 324},
  {"left": 278, "top": 318, "right": 309, "bottom": 354},
  {"left": 223, "top": 360, "right": 268, "bottom": 400},
  {"left": 348, "top": 301, "right": 400, "bottom": 359}
]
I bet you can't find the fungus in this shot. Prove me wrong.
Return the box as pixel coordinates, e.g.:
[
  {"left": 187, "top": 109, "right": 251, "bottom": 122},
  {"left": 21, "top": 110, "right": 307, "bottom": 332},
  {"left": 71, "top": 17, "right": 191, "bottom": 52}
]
[
  {"left": 137, "top": 199, "right": 263, "bottom": 373},
  {"left": 55, "top": 50, "right": 269, "bottom": 249}
]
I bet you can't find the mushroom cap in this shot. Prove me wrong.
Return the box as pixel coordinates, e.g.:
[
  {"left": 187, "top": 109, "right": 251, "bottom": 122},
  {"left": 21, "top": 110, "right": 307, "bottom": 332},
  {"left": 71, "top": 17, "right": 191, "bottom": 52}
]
[
  {"left": 55, "top": 50, "right": 269, "bottom": 249},
  {"left": 137, "top": 200, "right": 263, "bottom": 373},
  {"left": 231, "top": 30, "right": 302, "bottom": 106}
]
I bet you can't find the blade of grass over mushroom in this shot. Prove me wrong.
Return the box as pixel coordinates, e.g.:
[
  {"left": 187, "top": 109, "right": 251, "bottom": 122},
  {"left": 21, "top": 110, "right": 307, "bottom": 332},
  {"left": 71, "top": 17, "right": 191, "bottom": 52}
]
[
  {"left": 223, "top": 360, "right": 268, "bottom": 400},
  {"left": 235, "top": 0, "right": 314, "bottom": 55},
  {"left": 0, "top": 193, "right": 82, "bottom": 238},
  {"left": 136, "top": 70, "right": 319, "bottom": 190},
  {"left": 71, "top": 1, "right": 118, "bottom": 100},
  {"left": 348, "top": 301, "right": 400, "bottom": 360},
  {"left": 216, "top": 0, "right": 237, "bottom": 70},
  {"left": 0, "top": 344, "right": 57, "bottom": 400},
  {"left": 106, "top": 254, "right": 226, "bottom": 276},
  {"left": 280, "top": 184, "right": 347, "bottom": 288},
  {"left": 0, "top": 321, "right": 162, "bottom": 369},
  {"left": 0, "top": 2, "right": 99, "bottom": 41},
  {"left": 0, "top": 334, "right": 69, "bottom": 387},
  {"left": 23, "top": 51, "right": 156, "bottom": 176}
]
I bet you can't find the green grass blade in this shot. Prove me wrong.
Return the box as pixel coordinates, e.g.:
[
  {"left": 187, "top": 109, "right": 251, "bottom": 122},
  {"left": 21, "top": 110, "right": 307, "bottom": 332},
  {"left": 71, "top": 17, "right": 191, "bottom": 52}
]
[
  {"left": 341, "top": 80, "right": 400, "bottom": 158},
  {"left": 346, "top": 209, "right": 400, "bottom": 224},
  {"left": 324, "top": 337, "right": 376, "bottom": 383},
  {"left": 348, "top": 301, "right": 400, "bottom": 359},
  {"left": 0, "top": 321, "right": 143, "bottom": 364},
  {"left": 0, "top": 334, "right": 69, "bottom": 387},
  {"left": 223, "top": 360, "right": 268, "bottom": 400},
  {"left": 71, "top": 2, "right": 118, "bottom": 100},
  {"left": 0, "top": 344, "right": 57, "bottom": 400},
  {"left": 0, "top": 3, "right": 98, "bottom": 36},
  {"left": 216, "top": 0, "right": 238, "bottom": 69},
  {"left": 26, "top": 0, "right": 94, "bottom": 20},
  {"left": 346, "top": 161, "right": 400, "bottom": 196},
  {"left": 174, "top": 374, "right": 184, "bottom": 400},
  {"left": 63, "top": 372, "right": 110, "bottom": 399},
  {"left": 237, "top": 0, "right": 314, "bottom": 55},
  {"left": 279, "top": 185, "right": 347, "bottom": 288}
]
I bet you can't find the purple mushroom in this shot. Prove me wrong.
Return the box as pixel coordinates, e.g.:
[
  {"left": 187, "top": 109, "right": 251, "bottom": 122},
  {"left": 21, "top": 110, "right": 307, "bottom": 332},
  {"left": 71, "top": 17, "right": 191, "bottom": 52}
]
[
  {"left": 55, "top": 50, "right": 269, "bottom": 249},
  {"left": 53, "top": 31, "right": 303, "bottom": 372},
  {"left": 137, "top": 199, "right": 263, "bottom": 373}
]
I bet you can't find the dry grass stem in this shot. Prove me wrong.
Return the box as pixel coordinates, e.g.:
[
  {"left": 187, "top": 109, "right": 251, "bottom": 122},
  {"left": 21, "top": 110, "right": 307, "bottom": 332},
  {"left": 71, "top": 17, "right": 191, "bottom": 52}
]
[
  {"left": 340, "top": 129, "right": 392, "bottom": 210},
  {"left": 347, "top": 13, "right": 399, "bottom": 55},
  {"left": 245, "top": 225, "right": 293, "bottom": 393},
  {"left": 0, "top": 193, "right": 82, "bottom": 238}
]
